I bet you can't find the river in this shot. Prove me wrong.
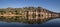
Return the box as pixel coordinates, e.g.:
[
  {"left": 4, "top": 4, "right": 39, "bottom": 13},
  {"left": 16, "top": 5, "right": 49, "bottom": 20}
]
[{"left": 0, "top": 18, "right": 60, "bottom": 27}]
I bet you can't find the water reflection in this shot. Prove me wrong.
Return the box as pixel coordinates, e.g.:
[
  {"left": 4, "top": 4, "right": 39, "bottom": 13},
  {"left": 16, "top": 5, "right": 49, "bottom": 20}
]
[{"left": 0, "top": 16, "right": 59, "bottom": 24}]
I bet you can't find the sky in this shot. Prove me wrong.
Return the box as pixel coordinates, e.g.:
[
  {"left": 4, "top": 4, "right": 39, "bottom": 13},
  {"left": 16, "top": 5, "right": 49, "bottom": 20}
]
[{"left": 0, "top": 0, "right": 60, "bottom": 13}]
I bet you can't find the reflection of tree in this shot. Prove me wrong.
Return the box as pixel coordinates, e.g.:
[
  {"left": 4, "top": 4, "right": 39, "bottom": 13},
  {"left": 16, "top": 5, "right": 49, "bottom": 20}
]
[
  {"left": 0, "top": 16, "right": 50, "bottom": 24},
  {"left": 32, "top": 12, "right": 36, "bottom": 18},
  {"left": 0, "top": 16, "right": 6, "bottom": 21},
  {"left": 0, "top": 16, "right": 42, "bottom": 24}
]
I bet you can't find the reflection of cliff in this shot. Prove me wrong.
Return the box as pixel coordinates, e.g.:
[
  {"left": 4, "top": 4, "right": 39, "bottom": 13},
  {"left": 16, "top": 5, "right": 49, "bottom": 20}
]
[{"left": 0, "top": 7, "right": 60, "bottom": 24}]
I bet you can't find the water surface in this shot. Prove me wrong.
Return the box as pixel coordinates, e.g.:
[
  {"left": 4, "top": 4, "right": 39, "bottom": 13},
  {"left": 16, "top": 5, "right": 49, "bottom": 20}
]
[{"left": 0, "top": 18, "right": 60, "bottom": 27}]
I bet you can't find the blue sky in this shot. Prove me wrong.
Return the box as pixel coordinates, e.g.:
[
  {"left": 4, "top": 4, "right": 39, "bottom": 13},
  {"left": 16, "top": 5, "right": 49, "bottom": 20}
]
[{"left": 0, "top": 0, "right": 60, "bottom": 13}]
